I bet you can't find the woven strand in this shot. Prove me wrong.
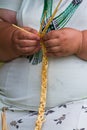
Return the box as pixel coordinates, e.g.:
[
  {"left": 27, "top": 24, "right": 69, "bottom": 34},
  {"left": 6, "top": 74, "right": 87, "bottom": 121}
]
[
  {"left": 35, "top": 0, "right": 62, "bottom": 130},
  {"left": 34, "top": 41, "right": 48, "bottom": 130}
]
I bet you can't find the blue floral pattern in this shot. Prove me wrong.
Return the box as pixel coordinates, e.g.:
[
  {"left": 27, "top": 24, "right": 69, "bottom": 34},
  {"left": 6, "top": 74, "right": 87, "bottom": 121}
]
[{"left": 2, "top": 100, "right": 86, "bottom": 130}]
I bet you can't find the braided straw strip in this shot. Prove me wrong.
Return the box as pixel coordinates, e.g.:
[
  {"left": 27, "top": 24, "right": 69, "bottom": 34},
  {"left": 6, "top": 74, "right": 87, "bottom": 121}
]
[
  {"left": 34, "top": 39, "right": 48, "bottom": 130},
  {"left": 35, "top": 0, "right": 63, "bottom": 130}
]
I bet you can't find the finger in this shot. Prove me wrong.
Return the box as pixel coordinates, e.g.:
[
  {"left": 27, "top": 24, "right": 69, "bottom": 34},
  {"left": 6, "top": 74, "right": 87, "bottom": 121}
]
[
  {"left": 42, "top": 30, "right": 59, "bottom": 41},
  {"left": 22, "top": 47, "right": 41, "bottom": 56},
  {"left": 17, "top": 46, "right": 37, "bottom": 54},
  {"left": 46, "top": 46, "right": 61, "bottom": 53},
  {"left": 30, "top": 47, "right": 41, "bottom": 55},
  {"left": 50, "top": 51, "right": 70, "bottom": 57},
  {"left": 16, "top": 40, "right": 40, "bottom": 48},
  {"left": 23, "top": 27, "right": 39, "bottom": 35},
  {"left": 44, "top": 39, "right": 60, "bottom": 47},
  {"left": 54, "top": 52, "right": 64, "bottom": 57},
  {"left": 47, "top": 51, "right": 63, "bottom": 57},
  {"left": 14, "top": 30, "right": 40, "bottom": 41}
]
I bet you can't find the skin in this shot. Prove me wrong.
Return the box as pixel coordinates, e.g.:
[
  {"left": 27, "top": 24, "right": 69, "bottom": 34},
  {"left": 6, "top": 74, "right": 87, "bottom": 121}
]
[
  {"left": 0, "top": 9, "right": 87, "bottom": 61},
  {"left": 42, "top": 28, "right": 82, "bottom": 58},
  {"left": 11, "top": 26, "right": 41, "bottom": 56},
  {"left": 0, "top": 9, "right": 40, "bottom": 61},
  {"left": 0, "top": 9, "right": 17, "bottom": 23}
]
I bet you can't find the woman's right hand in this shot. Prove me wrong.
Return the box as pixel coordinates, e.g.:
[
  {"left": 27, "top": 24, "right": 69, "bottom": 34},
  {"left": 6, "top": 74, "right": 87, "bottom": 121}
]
[
  {"left": 11, "top": 26, "right": 40, "bottom": 56},
  {"left": 0, "top": 9, "right": 41, "bottom": 61}
]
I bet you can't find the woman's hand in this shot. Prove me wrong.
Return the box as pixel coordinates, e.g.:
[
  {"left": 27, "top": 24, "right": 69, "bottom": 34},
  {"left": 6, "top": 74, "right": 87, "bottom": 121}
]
[
  {"left": 0, "top": 9, "right": 41, "bottom": 61},
  {"left": 12, "top": 26, "right": 40, "bottom": 56},
  {"left": 42, "top": 28, "right": 82, "bottom": 58}
]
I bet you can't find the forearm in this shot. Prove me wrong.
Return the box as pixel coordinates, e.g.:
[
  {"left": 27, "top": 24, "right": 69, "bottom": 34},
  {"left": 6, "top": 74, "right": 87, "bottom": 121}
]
[
  {"left": 0, "top": 21, "right": 40, "bottom": 62},
  {"left": 0, "top": 9, "right": 17, "bottom": 24},
  {"left": 0, "top": 21, "right": 20, "bottom": 62},
  {"left": 76, "top": 30, "right": 87, "bottom": 60},
  {"left": 0, "top": 9, "right": 20, "bottom": 62}
]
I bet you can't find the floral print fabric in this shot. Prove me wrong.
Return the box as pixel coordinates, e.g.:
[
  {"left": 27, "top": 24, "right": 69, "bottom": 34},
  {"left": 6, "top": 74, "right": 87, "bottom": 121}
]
[{"left": 1, "top": 99, "right": 87, "bottom": 130}]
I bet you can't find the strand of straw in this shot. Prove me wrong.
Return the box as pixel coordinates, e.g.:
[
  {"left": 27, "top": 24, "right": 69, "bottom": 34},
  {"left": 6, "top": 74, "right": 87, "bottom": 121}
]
[
  {"left": 1, "top": 108, "right": 8, "bottom": 130},
  {"left": 41, "top": 0, "right": 63, "bottom": 36},
  {"left": 35, "top": 0, "right": 62, "bottom": 130},
  {"left": 12, "top": 24, "right": 31, "bottom": 34}
]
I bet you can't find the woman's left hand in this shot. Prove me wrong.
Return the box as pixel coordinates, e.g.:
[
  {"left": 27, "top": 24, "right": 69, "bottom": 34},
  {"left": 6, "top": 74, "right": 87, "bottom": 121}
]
[{"left": 42, "top": 28, "right": 82, "bottom": 57}]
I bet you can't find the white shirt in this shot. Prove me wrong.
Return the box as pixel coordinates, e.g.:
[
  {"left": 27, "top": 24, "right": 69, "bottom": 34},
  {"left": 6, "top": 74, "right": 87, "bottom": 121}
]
[{"left": 0, "top": 0, "right": 87, "bottom": 110}]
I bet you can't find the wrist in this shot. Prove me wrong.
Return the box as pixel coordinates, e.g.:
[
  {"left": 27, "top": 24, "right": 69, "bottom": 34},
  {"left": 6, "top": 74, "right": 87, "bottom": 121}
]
[{"left": 76, "top": 30, "right": 87, "bottom": 60}]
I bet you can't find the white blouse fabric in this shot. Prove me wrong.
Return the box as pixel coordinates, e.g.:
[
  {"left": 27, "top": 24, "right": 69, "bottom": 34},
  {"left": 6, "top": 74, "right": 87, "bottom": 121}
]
[
  {"left": 0, "top": 0, "right": 87, "bottom": 111},
  {"left": 0, "top": 0, "right": 22, "bottom": 11}
]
